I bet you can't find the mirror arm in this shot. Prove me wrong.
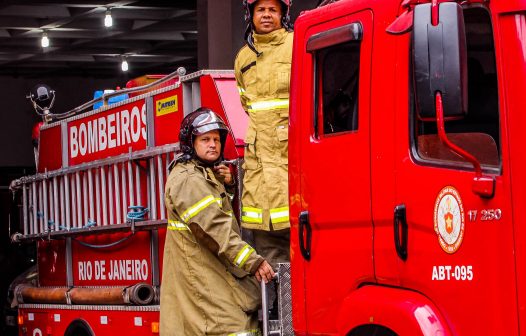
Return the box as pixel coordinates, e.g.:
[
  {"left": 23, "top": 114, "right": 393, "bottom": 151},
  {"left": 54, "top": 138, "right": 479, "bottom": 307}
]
[
  {"left": 431, "top": 0, "right": 439, "bottom": 26},
  {"left": 435, "top": 92, "right": 495, "bottom": 198},
  {"left": 435, "top": 92, "right": 482, "bottom": 176}
]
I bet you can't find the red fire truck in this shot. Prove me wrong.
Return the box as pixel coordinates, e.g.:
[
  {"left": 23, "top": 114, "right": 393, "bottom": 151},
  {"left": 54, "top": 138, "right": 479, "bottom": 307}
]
[
  {"left": 9, "top": 0, "right": 526, "bottom": 335},
  {"left": 9, "top": 69, "right": 249, "bottom": 336}
]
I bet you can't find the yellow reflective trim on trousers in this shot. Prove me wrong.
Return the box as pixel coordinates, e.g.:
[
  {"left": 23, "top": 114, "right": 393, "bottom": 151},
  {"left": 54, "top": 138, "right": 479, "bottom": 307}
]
[
  {"left": 237, "top": 87, "right": 245, "bottom": 96},
  {"left": 167, "top": 219, "right": 189, "bottom": 231},
  {"left": 247, "top": 99, "right": 289, "bottom": 112},
  {"left": 180, "top": 195, "right": 221, "bottom": 223},
  {"left": 228, "top": 329, "right": 261, "bottom": 336},
  {"left": 241, "top": 206, "right": 263, "bottom": 224},
  {"left": 235, "top": 244, "right": 255, "bottom": 268},
  {"left": 270, "top": 206, "right": 289, "bottom": 224}
]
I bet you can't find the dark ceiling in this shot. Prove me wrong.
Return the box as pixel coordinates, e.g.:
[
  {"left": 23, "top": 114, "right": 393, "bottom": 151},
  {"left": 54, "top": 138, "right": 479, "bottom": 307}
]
[{"left": 0, "top": 0, "right": 197, "bottom": 78}]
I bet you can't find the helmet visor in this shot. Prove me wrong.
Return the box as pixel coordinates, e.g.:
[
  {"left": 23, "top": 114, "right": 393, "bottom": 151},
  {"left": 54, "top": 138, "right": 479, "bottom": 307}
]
[
  {"left": 193, "top": 123, "right": 228, "bottom": 136},
  {"left": 191, "top": 112, "right": 228, "bottom": 135}
]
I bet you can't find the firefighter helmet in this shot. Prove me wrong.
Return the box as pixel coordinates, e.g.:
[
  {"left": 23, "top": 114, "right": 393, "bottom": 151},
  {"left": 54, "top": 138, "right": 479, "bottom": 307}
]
[
  {"left": 178, "top": 107, "right": 229, "bottom": 163},
  {"left": 243, "top": 0, "right": 293, "bottom": 55}
]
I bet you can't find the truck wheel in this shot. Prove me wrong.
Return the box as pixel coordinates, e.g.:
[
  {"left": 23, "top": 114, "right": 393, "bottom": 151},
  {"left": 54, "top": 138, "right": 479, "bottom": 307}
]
[
  {"left": 64, "top": 319, "right": 94, "bottom": 336},
  {"left": 348, "top": 324, "right": 397, "bottom": 336}
]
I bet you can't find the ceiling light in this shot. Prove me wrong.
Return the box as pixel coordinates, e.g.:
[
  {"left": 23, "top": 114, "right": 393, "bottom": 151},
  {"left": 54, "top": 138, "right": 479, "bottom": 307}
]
[
  {"left": 41, "top": 32, "right": 49, "bottom": 48},
  {"left": 104, "top": 9, "right": 113, "bottom": 27},
  {"left": 121, "top": 58, "right": 129, "bottom": 72}
]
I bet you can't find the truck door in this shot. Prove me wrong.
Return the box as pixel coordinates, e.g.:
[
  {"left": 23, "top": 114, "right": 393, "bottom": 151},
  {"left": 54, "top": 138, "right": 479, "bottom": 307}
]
[
  {"left": 292, "top": 10, "right": 374, "bottom": 334},
  {"left": 377, "top": 5, "right": 517, "bottom": 334}
]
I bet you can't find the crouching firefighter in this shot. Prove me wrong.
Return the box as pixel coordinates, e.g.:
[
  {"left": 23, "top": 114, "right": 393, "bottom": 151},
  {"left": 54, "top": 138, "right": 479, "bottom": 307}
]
[{"left": 160, "top": 107, "right": 275, "bottom": 336}]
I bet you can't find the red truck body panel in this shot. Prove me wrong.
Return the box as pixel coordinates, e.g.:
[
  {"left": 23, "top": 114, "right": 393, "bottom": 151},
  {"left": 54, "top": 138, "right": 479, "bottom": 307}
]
[
  {"left": 72, "top": 232, "right": 153, "bottom": 286},
  {"left": 18, "top": 306, "right": 159, "bottom": 336},
  {"left": 37, "top": 125, "right": 62, "bottom": 173},
  {"left": 38, "top": 241, "right": 67, "bottom": 287},
  {"left": 290, "top": 7, "right": 375, "bottom": 334},
  {"left": 497, "top": 9, "right": 526, "bottom": 333},
  {"left": 152, "top": 88, "right": 183, "bottom": 146}
]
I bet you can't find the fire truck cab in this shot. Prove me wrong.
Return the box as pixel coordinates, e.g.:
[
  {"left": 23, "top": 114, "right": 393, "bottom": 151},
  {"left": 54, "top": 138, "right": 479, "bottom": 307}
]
[{"left": 286, "top": 0, "right": 526, "bottom": 335}]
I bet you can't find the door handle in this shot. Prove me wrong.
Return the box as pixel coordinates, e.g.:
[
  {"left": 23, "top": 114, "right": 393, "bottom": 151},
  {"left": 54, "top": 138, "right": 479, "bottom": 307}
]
[
  {"left": 299, "top": 210, "right": 312, "bottom": 261},
  {"left": 394, "top": 204, "right": 408, "bottom": 261}
]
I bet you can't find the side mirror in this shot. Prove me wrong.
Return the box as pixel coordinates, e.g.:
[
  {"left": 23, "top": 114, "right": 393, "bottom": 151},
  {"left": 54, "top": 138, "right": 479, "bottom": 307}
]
[{"left": 413, "top": 2, "right": 467, "bottom": 120}]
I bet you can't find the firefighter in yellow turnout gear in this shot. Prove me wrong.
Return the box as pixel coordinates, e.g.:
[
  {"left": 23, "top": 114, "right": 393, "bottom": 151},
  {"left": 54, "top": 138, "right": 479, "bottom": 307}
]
[
  {"left": 160, "top": 108, "right": 274, "bottom": 335},
  {"left": 235, "top": 0, "right": 293, "bottom": 266}
]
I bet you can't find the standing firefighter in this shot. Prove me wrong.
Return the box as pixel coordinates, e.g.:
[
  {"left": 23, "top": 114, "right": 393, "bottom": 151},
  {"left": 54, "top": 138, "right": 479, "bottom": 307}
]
[
  {"left": 160, "top": 108, "right": 274, "bottom": 335},
  {"left": 235, "top": 0, "right": 294, "bottom": 266}
]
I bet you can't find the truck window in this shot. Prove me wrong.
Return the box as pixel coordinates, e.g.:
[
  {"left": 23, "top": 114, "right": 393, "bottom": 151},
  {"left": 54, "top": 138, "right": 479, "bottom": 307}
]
[
  {"left": 414, "top": 6, "right": 500, "bottom": 170},
  {"left": 314, "top": 40, "right": 360, "bottom": 136}
]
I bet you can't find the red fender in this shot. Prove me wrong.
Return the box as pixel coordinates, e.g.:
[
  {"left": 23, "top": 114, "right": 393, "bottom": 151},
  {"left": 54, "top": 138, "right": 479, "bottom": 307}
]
[{"left": 337, "top": 285, "right": 453, "bottom": 336}]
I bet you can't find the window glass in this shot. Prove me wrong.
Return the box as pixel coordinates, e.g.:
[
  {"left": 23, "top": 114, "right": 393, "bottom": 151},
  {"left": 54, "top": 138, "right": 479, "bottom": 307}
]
[
  {"left": 315, "top": 41, "right": 360, "bottom": 136},
  {"left": 415, "top": 6, "right": 500, "bottom": 169}
]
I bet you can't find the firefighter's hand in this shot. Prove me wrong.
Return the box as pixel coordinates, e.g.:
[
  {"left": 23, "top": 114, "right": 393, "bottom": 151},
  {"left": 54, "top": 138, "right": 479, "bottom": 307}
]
[
  {"left": 214, "top": 164, "right": 234, "bottom": 186},
  {"left": 255, "top": 260, "right": 275, "bottom": 283}
]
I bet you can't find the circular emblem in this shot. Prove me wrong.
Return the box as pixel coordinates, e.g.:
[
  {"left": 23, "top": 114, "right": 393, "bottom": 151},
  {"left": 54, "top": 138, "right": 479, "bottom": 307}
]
[{"left": 434, "top": 186, "right": 465, "bottom": 254}]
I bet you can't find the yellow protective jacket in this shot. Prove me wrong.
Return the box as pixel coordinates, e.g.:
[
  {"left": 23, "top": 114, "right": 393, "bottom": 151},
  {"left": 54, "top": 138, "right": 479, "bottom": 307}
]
[
  {"left": 234, "top": 28, "right": 293, "bottom": 231},
  {"left": 160, "top": 160, "right": 263, "bottom": 336}
]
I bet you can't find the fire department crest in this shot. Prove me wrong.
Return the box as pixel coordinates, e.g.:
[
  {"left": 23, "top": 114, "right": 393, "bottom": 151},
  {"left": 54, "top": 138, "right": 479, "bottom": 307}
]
[{"left": 434, "top": 186, "right": 465, "bottom": 254}]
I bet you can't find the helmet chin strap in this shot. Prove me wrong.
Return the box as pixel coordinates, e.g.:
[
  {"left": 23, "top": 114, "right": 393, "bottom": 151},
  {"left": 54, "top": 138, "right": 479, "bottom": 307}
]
[{"left": 245, "top": 25, "right": 262, "bottom": 56}]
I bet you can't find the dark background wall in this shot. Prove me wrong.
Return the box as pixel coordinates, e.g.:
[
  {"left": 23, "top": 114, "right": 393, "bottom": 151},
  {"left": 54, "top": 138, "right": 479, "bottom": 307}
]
[{"left": 0, "top": 75, "right": 132, "bottom": 167}]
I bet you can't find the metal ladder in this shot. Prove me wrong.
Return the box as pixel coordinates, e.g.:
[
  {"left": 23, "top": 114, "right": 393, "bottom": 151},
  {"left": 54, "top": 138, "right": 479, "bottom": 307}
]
[{"left": 10, "top": 143, "right": 178, "bottom": 241}]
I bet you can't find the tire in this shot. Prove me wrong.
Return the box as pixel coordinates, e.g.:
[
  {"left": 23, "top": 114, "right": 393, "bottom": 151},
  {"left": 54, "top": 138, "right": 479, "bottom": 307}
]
[
  {"left": 348, "top": 324, "right": 398, "bottom": 336},
  {"left": 64, "top": 319, "right": 94, "bottom": 336}
]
